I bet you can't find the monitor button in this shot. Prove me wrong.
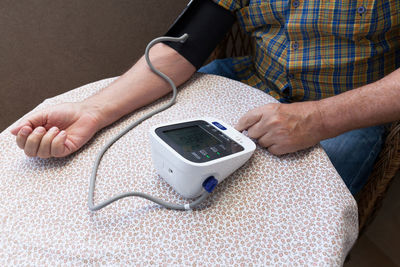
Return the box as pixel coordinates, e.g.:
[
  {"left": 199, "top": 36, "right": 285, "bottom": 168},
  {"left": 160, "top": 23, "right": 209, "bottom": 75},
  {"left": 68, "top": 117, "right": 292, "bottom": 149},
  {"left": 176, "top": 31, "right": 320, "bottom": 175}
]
[
  {"left": 191, "top": 152, "right": 201, "bottom": 159},
  {"left": 212, "top": 121, "right": 227, "bottom": 130},
  {"left": 210, "top": 146, "right": 218, "bottom": 152},
  {"left": 199, "top": 150, "right": 207, "bottom": 156}
]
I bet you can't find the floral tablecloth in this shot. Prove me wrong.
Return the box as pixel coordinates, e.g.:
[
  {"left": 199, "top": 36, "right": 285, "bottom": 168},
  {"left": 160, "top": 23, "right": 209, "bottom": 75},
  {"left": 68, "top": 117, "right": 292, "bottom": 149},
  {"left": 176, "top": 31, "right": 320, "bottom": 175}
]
[{"left": 0, "top": 74, "right": 358, "bottom": 266}]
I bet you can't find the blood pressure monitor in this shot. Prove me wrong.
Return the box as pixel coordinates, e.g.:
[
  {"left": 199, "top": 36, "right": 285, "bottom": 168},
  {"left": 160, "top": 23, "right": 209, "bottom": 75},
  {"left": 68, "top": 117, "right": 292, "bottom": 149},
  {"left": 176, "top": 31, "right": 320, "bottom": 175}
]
[{"left": 150, "top": 117, "right": 256, "bottom": 198}]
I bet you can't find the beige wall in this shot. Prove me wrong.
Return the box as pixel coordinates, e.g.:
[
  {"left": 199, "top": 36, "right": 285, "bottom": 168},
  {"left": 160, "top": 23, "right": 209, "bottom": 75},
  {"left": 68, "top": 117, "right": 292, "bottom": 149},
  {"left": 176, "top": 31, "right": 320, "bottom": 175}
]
[{"left": 0, "top": 0, "right": 188, "bottom": 131}]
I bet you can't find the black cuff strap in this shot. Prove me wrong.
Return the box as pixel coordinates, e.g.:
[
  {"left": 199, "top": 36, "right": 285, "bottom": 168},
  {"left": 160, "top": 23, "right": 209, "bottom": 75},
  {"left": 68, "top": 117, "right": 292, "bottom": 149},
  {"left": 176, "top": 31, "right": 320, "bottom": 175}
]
[{"left": 162, "top": 0, "right": 235, "bottom": 70}]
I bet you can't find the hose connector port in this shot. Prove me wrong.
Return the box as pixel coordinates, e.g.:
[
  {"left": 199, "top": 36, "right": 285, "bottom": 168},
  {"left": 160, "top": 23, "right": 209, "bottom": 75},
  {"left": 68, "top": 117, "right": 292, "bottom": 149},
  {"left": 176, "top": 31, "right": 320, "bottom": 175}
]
[{"left": 202, "top": 176, "right": 218, "bottom": 193}]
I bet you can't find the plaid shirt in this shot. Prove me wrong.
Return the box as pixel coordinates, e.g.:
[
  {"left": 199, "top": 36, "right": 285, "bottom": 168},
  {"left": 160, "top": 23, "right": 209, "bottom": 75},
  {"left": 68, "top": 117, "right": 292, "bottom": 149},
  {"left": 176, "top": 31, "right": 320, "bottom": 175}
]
[{"left": 213, "top": 0, "right": 400, "bottom": 102}]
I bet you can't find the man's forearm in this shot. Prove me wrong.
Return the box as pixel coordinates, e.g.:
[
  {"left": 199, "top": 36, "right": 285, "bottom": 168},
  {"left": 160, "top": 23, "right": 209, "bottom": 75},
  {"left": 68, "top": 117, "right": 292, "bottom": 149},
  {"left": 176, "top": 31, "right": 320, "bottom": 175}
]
[
  {"left": 83, "top": 43, "right": 196, "bottom": 130},
  {"left": 317, "top": 68, "right": 400, "bottom": 138}
]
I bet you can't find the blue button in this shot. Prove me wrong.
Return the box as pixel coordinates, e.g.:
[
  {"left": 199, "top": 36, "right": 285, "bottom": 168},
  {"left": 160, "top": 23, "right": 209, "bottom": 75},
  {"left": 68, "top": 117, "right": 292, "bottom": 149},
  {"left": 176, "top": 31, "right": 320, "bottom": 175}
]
[
  {"left": 292, "top": 42, "right": 299, "bottom": 50},
  {"left": 357, "top": 6, "right": 366, "bottom": 15},
  {"left": 212, "top": 121, "right": 227, "bottom": 130},
  {"left": 292, "top": 0, "right": 300, "bottom": 8}
]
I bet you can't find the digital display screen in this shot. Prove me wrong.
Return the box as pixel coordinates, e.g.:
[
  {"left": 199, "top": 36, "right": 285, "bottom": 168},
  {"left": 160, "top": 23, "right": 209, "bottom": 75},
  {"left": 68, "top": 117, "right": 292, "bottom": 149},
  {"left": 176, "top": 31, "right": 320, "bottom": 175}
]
[{"left": 163, "top": 125, "right": 220, "bottom": 152}]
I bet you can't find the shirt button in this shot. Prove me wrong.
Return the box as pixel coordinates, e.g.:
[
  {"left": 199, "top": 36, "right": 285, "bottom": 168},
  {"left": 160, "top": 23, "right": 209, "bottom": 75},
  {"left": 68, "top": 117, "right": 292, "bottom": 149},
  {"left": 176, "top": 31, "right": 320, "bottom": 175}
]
[
  {"left": 292, "top": 0, "right": 300, "bottom": 8},
  {"left": 292, "top": 41, "right": 299, "bottom": 50},
  {"left": 357, "top": 6, "right": 366, "bottom": 15},
  {"left": 288, "top": 73, "right": 294, "bottom": 79}
]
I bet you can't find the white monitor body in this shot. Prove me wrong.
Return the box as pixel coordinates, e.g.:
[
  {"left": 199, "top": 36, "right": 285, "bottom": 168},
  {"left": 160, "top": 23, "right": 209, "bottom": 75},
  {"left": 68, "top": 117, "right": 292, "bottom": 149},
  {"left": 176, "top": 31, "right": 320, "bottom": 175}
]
[{"left": 149, "top": 117, "right": 256, "bottom": 198}]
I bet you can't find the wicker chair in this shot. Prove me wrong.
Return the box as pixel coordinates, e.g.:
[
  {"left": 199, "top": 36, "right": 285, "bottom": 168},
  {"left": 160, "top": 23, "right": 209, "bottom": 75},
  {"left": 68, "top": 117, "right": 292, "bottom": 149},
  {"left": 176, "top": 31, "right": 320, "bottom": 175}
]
[{"left": 208, "top": 23, "right": 400, "bottom": 235}]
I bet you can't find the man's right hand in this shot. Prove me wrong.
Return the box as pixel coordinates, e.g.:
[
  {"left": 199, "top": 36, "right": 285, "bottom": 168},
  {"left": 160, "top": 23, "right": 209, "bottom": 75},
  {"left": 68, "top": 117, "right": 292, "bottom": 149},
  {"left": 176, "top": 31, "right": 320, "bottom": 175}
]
[{"left": 10, "top": 102, "right": 103, "bottom": 158}]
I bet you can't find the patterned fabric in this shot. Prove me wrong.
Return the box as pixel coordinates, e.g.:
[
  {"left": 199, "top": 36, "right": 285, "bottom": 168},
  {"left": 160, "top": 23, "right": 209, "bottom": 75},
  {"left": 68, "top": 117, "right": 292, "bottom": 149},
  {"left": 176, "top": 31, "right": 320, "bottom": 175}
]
[
  {"left": 213, "top": 0, "right": 400, "bottom": 102},
  {"left": 0, "top": 75, "right": 358, "bottom": 265}
]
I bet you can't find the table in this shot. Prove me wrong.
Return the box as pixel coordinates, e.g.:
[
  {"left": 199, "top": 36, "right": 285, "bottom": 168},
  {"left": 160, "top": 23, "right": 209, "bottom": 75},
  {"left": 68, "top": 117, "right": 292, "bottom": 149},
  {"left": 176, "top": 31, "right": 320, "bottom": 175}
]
[{"left": 0, "top": 74, "right": 358, "bottom": 265}]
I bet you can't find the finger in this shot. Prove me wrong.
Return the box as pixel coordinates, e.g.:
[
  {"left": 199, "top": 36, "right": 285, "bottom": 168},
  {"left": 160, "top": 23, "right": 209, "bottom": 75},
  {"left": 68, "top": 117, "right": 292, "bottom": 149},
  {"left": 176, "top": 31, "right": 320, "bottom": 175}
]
[
  {"left": 10, "top": 111, "right": 46, "bottom": 135},
  {"left": 257, "top": 133, "right": 275, "bottom": 148},
  {"left": 37, "top": 127, "right": 60, "bottom": 158},
  {"left": 268, "top": 145, "right": 286, "bottom": 156},
  {"left": 235, "top": 110, "right": 262, "bottom": 132},
  {"left": 51, "top": 131, "right": 68, "bottom": 157},
  {"left": 16, "top": 126, "right": 33, "bottom": 149},
  {"left": 247, "top": 122, "right": 268, "bottom": 139},
  {"left": 24, "top": 127, "right": 47, "bottom": 157},
  {"left": 10, "top": 123, "right": 27, "bottom": 136}
]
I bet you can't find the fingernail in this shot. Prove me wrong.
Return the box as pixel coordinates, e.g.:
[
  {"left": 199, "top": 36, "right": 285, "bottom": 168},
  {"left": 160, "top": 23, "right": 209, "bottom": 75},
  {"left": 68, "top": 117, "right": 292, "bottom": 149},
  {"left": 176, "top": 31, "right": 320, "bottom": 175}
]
[
  {"left": 60, "top": 130, "right": 66, "bottom": 136},
  {"left": 49, "top": 127, "right": 58, "bottom": 133},
  {"left": 35, "top": 127, "right": 45, "bottom": 134},
  {"left": 21, "top": 128, "right": 30, "bottom": 135}
]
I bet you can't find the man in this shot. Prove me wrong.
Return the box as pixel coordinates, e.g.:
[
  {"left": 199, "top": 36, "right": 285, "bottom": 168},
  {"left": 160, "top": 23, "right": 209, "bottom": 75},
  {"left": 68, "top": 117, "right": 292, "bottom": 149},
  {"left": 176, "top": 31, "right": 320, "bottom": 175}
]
[{"left": 10, "top": 0, "right": 400, "bottom": 195}]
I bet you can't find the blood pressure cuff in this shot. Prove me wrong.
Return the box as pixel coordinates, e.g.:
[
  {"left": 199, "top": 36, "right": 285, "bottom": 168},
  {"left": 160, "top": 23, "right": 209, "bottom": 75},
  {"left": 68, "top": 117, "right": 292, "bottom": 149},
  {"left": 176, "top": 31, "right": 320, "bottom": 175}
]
[{"left": 162, "top": 0, "right": 235, "bottom": 70}]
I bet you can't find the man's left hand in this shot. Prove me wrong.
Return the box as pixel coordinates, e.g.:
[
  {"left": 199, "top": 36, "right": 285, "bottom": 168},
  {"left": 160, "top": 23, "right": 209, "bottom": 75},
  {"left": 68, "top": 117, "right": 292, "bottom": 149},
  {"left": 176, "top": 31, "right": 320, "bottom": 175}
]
[{"left": 235, "top": 102, "right": 325, "bottom": 155}]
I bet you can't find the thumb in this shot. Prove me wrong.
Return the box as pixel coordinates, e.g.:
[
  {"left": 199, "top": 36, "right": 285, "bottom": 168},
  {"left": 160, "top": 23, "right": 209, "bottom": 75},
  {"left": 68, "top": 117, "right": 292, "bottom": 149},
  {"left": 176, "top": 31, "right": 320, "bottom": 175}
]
[{"left": 235, "top": 111, "right": 262, "bottom": 132}]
